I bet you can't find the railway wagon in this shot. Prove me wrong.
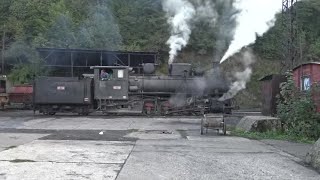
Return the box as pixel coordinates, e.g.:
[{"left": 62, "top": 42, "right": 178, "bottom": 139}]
[
  {"left": 33, "top": 77, "right": 93, "bottom": 115},
  {"left": 1, "top": 76, "right": 33, "bottom": 109},
  {"left": 8, "top": 85, "right": 33, "bottom": 109}
]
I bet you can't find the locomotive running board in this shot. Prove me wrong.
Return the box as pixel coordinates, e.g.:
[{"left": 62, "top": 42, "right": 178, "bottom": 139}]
[{"left": 102, "top": 109, "right": 143, "bottom": 114}]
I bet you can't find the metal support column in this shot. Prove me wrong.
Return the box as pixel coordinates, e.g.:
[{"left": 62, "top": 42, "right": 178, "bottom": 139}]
[
  {"left": 128, "top": 54, "right": 131, "bottom": 67},
  {"left": 1, "top": 25, "right": 5, "bottom": 75},
  {"left": 71, "top": 52, "right": 74, "bottom": 77},
  {"left": 281, "top": 0, "right": 298, "bottom": 72},
  {"left": 100, "top": 52, "right": 103, "bottom": 66}
]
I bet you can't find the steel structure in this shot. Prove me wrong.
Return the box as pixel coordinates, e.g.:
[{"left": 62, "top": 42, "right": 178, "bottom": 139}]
[
  {"left": 1, "top": 25, "right": 5, "bottom": 74},
  {"left": 282, "top": 0, "right": 298, "bottom": 72},
  {"left": 37, "top": 48, "right": 159, "bottom": 77}
]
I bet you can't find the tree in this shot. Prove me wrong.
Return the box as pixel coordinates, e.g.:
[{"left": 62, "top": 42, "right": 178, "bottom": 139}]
[
  {"left": 76, "top": 2, "right": 122, "bottom": 50},
  {"left": 43, "top": 14, "right": 77, "bottom": 48},
  {"left": 5, "top": 41, "right": 46, "bottom": 84},
  {"left": 111, "top": 0, "right": 168, "bottom": 51}
]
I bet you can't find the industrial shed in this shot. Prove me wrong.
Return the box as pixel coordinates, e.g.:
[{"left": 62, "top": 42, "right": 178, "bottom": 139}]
[
  {"left": 37, "top": 48, "right": 159, "bottom": 77},
  {"left": 293, "top": 62, "right": 320, "bottom": 112},
  {"left": 259, "top": 74, "right": 287, "bottom": 116}
]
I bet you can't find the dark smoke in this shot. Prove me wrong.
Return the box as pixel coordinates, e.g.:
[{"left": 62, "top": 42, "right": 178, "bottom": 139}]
[{"left": 168, "top": 66, "right": 230, "bottom": 107}]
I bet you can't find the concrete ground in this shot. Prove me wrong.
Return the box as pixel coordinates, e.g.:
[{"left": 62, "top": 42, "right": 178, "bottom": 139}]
[{"left": 0, "top": 110, "right": 319, "bottom": 180}]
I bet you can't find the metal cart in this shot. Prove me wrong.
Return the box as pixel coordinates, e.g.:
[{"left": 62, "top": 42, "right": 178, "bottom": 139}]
[{"left": 200, "top": 114, "right": 226, "bottom": 135}]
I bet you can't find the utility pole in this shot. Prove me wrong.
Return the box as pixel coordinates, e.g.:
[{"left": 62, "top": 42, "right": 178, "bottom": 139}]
[
  {"left": 281, "top": 0, "right": 298, "bottom": 73},
  {"left": 1, "top": 25, "right": 5, "bottom": 75}
]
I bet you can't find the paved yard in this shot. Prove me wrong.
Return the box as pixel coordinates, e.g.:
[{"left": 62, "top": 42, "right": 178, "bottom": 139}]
[{"left": 0, "top": 111, "right": 318, "bottom": 179}]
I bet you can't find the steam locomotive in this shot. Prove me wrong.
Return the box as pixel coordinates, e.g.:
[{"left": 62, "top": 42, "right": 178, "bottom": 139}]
[{"left": 33, "top": 63, "right": 232, "bottom": 115}]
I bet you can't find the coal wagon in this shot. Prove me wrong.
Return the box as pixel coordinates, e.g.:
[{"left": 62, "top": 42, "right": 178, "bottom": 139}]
[{"left": 33, "top": 77, "right": 93, "bottom": 115}]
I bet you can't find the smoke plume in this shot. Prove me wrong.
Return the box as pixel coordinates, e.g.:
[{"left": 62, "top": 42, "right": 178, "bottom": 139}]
[
  {"left": 220, "top": 0, "right": 281, "bottom": 62},
  {"left": 193, "top": 0, "right": 218, "bottom": 26},
  {"left": 213, "top": 0, "right": 238, "bottom": 62},
  {"left": 219, "top": 50, "right": 255, "bottom": 101},
  {"left": 162, "top": 0, "right": 196, "bottom": 64}
]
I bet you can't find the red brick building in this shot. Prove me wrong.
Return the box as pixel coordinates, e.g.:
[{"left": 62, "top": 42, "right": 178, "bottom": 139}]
[{"left": 293, "top": 62, "right": 320, "bottom": 112}]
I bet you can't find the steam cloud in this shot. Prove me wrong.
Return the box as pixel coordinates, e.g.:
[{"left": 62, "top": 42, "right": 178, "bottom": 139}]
[
  {"left": 220, "top": 0, "right": 281, "bottom": 62},
  {"left": 162, "top": 0, "right": 196, "bottom": 64},
  {"left": 213, "top": 0, "right": 238, "bottom": 62},
  {"left": 219, "top": 50, "right": 255, "bottom": 101},
  {"left": 162, "top": 0, "right": 239, "bottom": 64}
]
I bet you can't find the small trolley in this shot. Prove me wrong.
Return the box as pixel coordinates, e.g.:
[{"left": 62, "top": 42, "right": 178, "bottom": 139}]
[{"left": 200, "top": 114, "right": 226, "bottom": 135}]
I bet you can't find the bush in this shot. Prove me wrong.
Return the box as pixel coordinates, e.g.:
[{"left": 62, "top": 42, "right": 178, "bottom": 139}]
[
  {"left": 8, "top": 62, "right": 46, "bottom": 85},
  {"left": 277, "top": 73, "right": 320, "bottom": 140}
]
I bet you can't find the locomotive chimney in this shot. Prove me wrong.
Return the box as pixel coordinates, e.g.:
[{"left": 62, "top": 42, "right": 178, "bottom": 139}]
[
  {"left": 213, "top": 61, "right": 219, "bottom": 69},
  {"left": 213, "top": 60, "right": 221, "bottom": 71}
]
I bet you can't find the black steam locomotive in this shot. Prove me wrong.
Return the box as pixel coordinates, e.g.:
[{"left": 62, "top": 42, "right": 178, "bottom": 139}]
[{"left": 33, "top": 63, "right": 232, "bottom": 116}]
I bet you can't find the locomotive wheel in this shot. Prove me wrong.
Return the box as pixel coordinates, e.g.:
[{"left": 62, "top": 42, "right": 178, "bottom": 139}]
[{"left": 49, "top": 112, "right": 56, "bottom": 116}]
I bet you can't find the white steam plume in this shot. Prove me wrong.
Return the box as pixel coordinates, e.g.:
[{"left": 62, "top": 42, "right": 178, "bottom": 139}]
[
  {"left": 219, "top": 50, "right": 255, "bottom": 101},
  {"left": 220, "top": 0, "right": 281, "bottom": 63},
  {"left": 162, "top": 0, "right": 196, "bottom": 64}
]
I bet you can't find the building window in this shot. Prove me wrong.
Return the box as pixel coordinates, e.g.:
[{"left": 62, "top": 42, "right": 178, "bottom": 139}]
[{"left": 301, "top": 76, "right": 311, "bottom": 91}]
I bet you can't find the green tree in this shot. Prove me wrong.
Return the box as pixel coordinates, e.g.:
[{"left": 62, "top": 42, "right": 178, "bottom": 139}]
[
  {"left": 7, "top": 0, "right": 61, "bottom": 41},
  {"left": 76, "top": 2, "right": 122, "bottom": 50},
  {"left": 111, "top": 0, "right": 168, "bottom": 51},
  {"left": 5, "top": 41, "right": 46, "bottom": 84},
  {"left": 43, "top": 14, "right": 77, "bottom": 48},
  {"left": 277, "top": 73, "right": 320, "bottom": 139}
]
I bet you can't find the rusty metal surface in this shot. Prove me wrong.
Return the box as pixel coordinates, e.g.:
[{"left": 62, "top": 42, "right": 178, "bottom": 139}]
[
  {"left": 260, "top": 75, "right": 287, "bottom": 116},
  {"left": 7, "top": 85, "right": 33, "bottom": 104},
  {"left": 8, "top": 85, "right": 33, "bottom": 94}
]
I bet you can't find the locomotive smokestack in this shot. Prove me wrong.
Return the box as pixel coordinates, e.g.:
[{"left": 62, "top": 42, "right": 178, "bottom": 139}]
[{"left": 213, "top": 61, "right": 220, "bottom": 70}]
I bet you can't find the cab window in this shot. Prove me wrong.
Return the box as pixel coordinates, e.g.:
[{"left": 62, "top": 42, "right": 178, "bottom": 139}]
[{"left": 100, "top": 69, "right": 114, "bottom": 81}]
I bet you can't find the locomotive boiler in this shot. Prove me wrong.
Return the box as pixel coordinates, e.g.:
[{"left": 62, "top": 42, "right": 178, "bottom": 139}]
[{"left": 33, "top": 63, "right": 232, "bottom": 115}]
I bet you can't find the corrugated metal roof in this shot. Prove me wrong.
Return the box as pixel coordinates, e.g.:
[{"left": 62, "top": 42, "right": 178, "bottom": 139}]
[
  {"left": 293, "top": 62, "right": 320, "bottom": 70},
  {"left": 37, "top": 47, "right": 159, "bottom": 55},
  {"left": 259, "top": 74, "right": 282, "bottom": 81}
]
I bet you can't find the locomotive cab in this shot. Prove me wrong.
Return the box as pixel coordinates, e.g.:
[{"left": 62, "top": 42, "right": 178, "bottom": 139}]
[
  {"left": 91, "top": 66, "right": 130, "bottom": 111},
  {"left": 169, "top": 63, "right": 192, "bottom": 77}
]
